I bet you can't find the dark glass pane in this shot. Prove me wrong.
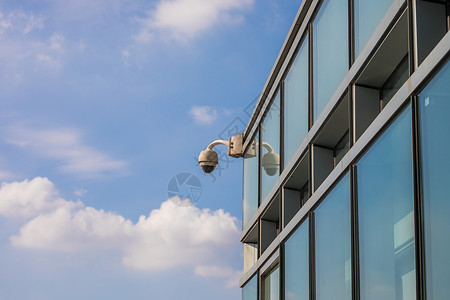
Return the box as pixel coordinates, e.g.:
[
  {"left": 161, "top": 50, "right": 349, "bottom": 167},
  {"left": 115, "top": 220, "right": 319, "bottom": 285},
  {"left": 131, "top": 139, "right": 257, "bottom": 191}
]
[
  {"left": 315, "top": 173, "right": 351, "bottom": 300},
  {"left": 419, "top": 61, "right": 450, "bottom": 300},
  {"left": 357, "top": 106, "right": 416, "bottom": 300},
  {"left": 313, "top": 0, "right": 348, "bottom": 121},
  {"left": 284, "top": 219, "right": 309, "bottom": 300},
  {"left": 243, "top": 275, "right": 258, "bottom": 300},
  {"left": 284, "top": 35, "right": 309, "bottom": 167}
]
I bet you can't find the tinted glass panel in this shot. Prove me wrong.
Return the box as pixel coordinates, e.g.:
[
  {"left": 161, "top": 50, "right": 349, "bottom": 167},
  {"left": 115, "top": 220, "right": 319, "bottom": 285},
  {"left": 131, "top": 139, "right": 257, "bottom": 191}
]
[
  {"left": 243, "top": 133, "right": 259, "bottom": 227},
  {"left": 243, "top": 275, "right": 258, "bottom": 300},
  {"left": 355, "top": 0, "right": 394, "bottom": 55},
  {"left": 284, "top": 219, "right": 309, "bottom": 300},
  {"left": 264, "top": 267, "right": 280, "bottom": 300},
  {"left": 358, "top": 106, "right": 416, "bottom": 300},
  {"left": 284, "top": 35, "right": 309, "bottom": 167},
  {"left": 261, "top": 93, "right": 281, "bottom": 201},
  {"left": 419, "top": 61, "right": 450, "bottom": 299},
  {"left": 313, "top": 0, "right": 348, "bottom": 121},
  {"left": 315, "top": 173, "right": 351, "bottom": 300}
]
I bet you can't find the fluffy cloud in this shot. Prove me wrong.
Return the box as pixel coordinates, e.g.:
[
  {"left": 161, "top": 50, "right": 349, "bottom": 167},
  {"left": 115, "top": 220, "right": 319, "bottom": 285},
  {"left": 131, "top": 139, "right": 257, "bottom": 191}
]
[
  {"left": 135, "top": 0, "right": 254, "bottom": 42},
  {"left": 0, "top": 177, "right": 76, "bottom": 218},
  {"left": 194, "top": 265, "right": 242, "bottom": 288},
  {"left": 4, "top": 126, "right": 127, "bottom": 178},
  {"left": 1, "top": 177, "right": 241, "bottom": 284},
  {"left": 189, "top": 106, "right": 219, "bottom": 125}
]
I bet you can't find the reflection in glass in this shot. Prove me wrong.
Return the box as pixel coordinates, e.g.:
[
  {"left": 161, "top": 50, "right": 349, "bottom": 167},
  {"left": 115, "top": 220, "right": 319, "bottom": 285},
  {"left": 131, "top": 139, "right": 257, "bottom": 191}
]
[
  {"left": 243, "top": 133, "right": 259, "bottom": 227},
  {"left": 315, "top": 173, "right": 351, "bottom": 300},
  {"left": 382, "top": 55, "right": 409, "bottom": 106},
  {"left": 357, "top": 106, "right": 415, "bottom": 300},
  {"left": 354, "top": 0, "right": 394, "bottom": 56},
  {"left": 264, "top": 266, "right": 280, "bottom": 300},
  {"left": 284, "top": 219, "right": 309, "bottom": 300},
  {"left": 243, "top": 275, "right": 258, "bottom": 300},
  {"left": 313, "top": 0, "right": 348, "bottom": 121},
  {"left": 419, "top": 61, "right": 450, "bottom": 299},
  {"left": 284, "top": 35, "right": 309, "bottom": 167},
  {"left": 261, "top": 93, "right": 281, "bottom": 201}
]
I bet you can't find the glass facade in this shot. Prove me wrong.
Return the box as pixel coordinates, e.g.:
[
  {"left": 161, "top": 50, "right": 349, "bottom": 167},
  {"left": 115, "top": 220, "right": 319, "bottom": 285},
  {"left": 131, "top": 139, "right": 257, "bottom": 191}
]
[
  {"left": 240, "top": 0, "right": 449, "bottom": 299},
  {"left": 315, "top": 173, "right": 351, "bottom": 300},
  {"left": 357, "top": 106, "right": 416, "bottom": 300},
  {"left": 261, "top": 93, "right": 281, "bottom": 201},
  {"left": 263, "top": 267, "right": 280, "bottom": 300},
  {"left": 313, "top": 0, "right": 348, "bottom": 121},
  {"left": 243, "top": 275, "right": 258, "bottom": 300},
  {"left": 284, "top": 35, "right": 309, "bottom": 167},
  {"left": 419, "top": 61, "right": 450, "bottom": 300},
  {"left": 243, "top": 133, "right": 259, "bottom": 227},
  {"left": 354, "top": 0, "right": 394, "bottom": 55},
  {"left": 284, "top": 219, "right": 309, "bottom": 300}
]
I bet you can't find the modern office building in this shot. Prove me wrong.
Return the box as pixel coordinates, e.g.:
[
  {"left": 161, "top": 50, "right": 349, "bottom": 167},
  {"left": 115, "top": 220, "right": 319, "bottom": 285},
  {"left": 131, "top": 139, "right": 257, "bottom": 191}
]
[{"left": 240, "top": 0, "right": 450, "bottom": 299}]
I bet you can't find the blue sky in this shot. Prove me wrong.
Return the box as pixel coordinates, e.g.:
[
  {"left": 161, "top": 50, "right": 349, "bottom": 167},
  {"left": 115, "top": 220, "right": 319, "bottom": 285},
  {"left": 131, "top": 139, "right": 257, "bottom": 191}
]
[{"left": 0, "top": 1, "right": 301, "bottom": 299}]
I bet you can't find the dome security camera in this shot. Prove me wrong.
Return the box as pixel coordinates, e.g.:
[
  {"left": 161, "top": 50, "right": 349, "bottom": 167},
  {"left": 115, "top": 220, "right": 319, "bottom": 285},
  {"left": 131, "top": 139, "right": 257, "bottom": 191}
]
[
  {"left": 198, "top": 135, "right": 244, "bottom": 174},
  {"left": 262, "top": 151, "right": 280, "bottom": 176},
  {"left": 198, "top": 149, "right": 219, "bottom": 174}
]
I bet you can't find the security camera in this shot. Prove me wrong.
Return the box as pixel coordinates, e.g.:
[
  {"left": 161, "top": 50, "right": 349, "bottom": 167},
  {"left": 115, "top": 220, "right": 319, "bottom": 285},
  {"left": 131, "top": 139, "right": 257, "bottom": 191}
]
[
  {"left": 198, "top": 149, "right": 219, "bottom": 174},
  {"left": 261, "top": 142, "right": 280, "bottom": 176},
  {"left": 262, "top": 151, "right": 280, "bottom": 176},
  {"left": 198, "top": 134, "right": 244, "bottom": 174}
]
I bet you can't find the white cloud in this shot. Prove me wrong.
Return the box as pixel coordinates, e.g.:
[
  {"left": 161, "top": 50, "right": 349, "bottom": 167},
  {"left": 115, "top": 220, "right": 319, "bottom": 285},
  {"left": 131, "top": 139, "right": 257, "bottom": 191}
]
[
  {"left": 74, "top": 188, "right": 88, "bottom": 197},
  {"left": 0, "top": 177, "right": 79, "bottom": 219},
  {"left": 194, "top": 265, "right": 242, "bottom": 288},
  {"left": 4, "top": 126, "right": 127, "bottom": 178},
  {"left": 1, "top": 177, "right": 241, "bottom": 282},
  {"left": 135, "top": 0, "right": 254, "bottom": 42},
  {"left": 189, "top": 106, "right": 219, "bottom": 125},
  {"left": 0, "top": 9, "right": 84, "bottom": 83},
  {"left": 0, "top": 10, "right": 44, "bottom": 35}
]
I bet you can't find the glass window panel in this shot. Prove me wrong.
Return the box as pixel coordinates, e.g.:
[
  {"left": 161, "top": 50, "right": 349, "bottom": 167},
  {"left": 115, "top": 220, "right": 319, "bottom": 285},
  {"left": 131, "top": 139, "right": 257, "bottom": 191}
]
[
  {"left": 357, "top": 106, "right": 415, "bottom": 300},
  {"left": 261, "top": 93, "right": 281, "bottom": 201},
  {"left": 264, "top": 266, "right": 280, "bottom": 300},
  {"left": 243, "top": 133, "right": 259, "bottom": 227},
  {"left": 354, "top": 0, "right": 394, "bottom": 56},
  {"left": 419, "top": 61, "right": 450, "bottom": 300},
  {"left": 243, "top": 275, "right": 258, "bottom": 300},
  {"left": 315, "top": 173, "right": 351, "bottom": 300},
  {"left": 284, "top": 35, "right": 309, "bottom": 167},
  {"left": 284, "top": 219, "right": 309, "bottom": 300},
  {"left": 313, "top": 0, "right": 348, "bottom": 121}
]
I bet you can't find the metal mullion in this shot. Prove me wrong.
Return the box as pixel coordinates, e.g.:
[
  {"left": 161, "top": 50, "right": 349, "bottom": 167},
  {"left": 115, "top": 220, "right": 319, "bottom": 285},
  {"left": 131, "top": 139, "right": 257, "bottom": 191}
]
[
  {"left": 411, "top": 95, "right": 425, "bottom": 300},
  {"left": 258, "top": 126, "right": 262, "bottom": 259},
  {"left": 309, "top": 144, "right": 314, "bottom": 194},
  {"left": 447, "top": 0, "right": 450, "bottom": 31},
  {"left": 350, "top": 165, "right": 360, "bottom": 300},
  {"left": 348, "top": 0, "right": 355, "bottom": 66},
  {"left": 349, "top": 85, "right": 355, "bottom": 146},
  {"left": 309, "top": 211, "right": 316, "bottom": 300},
  {"left": 280, "top": 244, "right": 285, "bottom": 300},
  {"left": 408, "top": 0, "right": 418, "bottom": 73},
  {"left": 280, "top": 81, "right": 285, "bottom": 174},
  {"left": 309, "top": 23, "right": 314, "bottom": 129},
  {"left": 258, "top": 126, "right": 262, "bottom": 208}
]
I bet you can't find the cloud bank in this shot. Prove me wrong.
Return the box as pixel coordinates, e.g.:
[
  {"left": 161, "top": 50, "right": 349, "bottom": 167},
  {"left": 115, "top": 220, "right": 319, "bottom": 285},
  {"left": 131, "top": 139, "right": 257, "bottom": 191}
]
[{"left": 0, "top": 177, "right": 241, "bottom": 285}]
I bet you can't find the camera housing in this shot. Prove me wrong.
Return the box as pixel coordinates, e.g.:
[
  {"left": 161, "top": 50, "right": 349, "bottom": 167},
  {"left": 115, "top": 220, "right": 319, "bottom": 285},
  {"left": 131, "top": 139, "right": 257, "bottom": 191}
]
[
  {"left": 198, "top": 149, "right": 219, "bottom": 174},
  {"left": 262, "top": 151, "right": 280, "bottom": 176}
]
